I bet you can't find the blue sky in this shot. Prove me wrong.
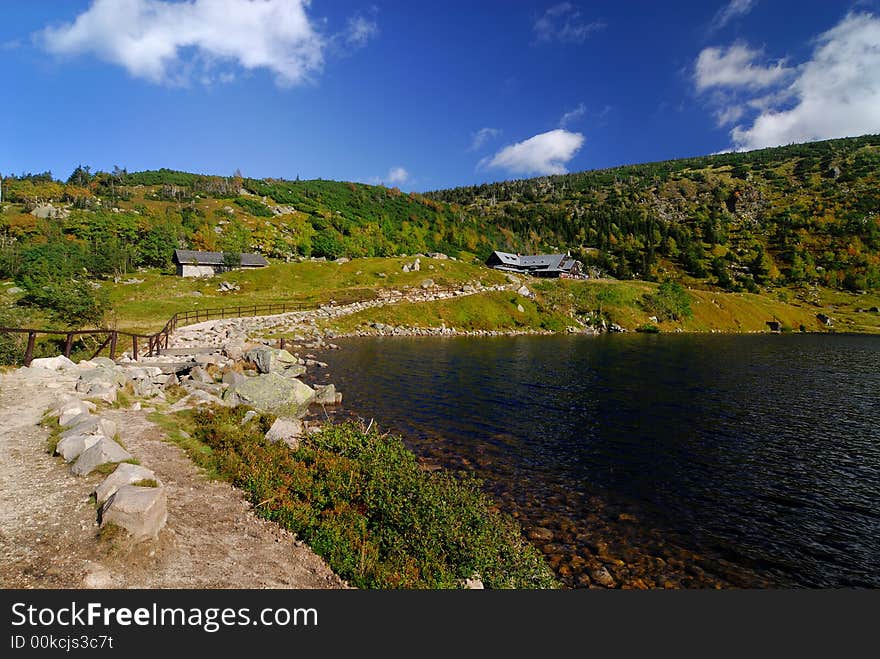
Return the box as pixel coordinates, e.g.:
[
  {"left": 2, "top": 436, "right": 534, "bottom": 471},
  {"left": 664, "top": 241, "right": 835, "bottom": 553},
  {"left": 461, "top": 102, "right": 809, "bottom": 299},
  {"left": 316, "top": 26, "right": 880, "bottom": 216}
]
[{"left": 2, "top": 1, "right": 879, "bottom": 191}]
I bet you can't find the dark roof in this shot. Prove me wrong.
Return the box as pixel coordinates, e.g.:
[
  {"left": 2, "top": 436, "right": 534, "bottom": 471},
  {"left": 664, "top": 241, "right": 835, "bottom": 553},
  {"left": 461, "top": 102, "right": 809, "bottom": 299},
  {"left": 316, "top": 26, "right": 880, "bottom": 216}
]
[
  {"left": 488, "top": 251, "right": 575, "bottom": 272},
  {"left": 173, "top": 250, "right": 268, "bottom": 267}
]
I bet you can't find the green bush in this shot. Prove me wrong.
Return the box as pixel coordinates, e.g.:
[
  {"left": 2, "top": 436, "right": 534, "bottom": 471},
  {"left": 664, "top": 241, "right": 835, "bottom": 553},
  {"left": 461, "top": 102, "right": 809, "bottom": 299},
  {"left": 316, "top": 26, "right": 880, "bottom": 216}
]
[
  {"left": 190, "top": 407, "right": 558, "bottom": 589},
  {"left": 234, "top": 197, "right": 274, "bottom": 218},
  {"left": 643, "top": 281, "right": 693, "bottom": 322}
]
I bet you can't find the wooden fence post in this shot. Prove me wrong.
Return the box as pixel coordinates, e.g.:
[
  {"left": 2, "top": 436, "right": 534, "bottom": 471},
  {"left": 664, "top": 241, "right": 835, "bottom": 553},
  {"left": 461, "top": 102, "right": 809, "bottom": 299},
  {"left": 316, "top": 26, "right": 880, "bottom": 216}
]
[
  {"left": 110, "top": 331, "right": 118, "bottom": 360},
  {"left": 64, "top": 333, "right": 74, "bottom": 358},
  {"left": 24, "top": 331, "right": 36, "bottom": 366},
  {"left": 132, "top": 336, "right": 138, "bottom": 361}
]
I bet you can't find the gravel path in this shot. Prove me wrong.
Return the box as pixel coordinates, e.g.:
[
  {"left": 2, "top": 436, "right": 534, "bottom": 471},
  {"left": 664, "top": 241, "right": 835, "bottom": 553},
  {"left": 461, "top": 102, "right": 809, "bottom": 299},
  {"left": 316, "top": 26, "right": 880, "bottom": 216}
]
[{"left": 0, "top": 368, "right": 346, "bottom": 589}]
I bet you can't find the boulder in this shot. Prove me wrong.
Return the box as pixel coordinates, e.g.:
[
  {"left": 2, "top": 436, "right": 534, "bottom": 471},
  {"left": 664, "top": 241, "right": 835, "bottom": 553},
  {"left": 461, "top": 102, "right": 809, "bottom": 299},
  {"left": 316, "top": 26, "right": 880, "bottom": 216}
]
[
  {"left": 420, "top": 278, "right": 435, "bottom": 289},
  {"left": 87, "top": 383, "right": 117, "bottom": 404},
  {"left": 314, "top": 384, "right": 339, "bottom": 405},
  {"left": 224, "top": 372, "right": 315, "bottom": 417},
  {"left": 279, "top": 364, "right": 307, "bottom": 378},
  {"left": 264, "top": 417, "right": 303, "bottom": 448},
  {"left": 222, "top": 370, "right": 246, "bottom": 387},
  {"left": 516, "top": 304, "right": 525, "bottom": 313},
  {"left": 76, "top": 367, "right": 129, "bottom": 390},
  {"left": 126, "top": 366, "right": 163, "bottom": 380},
  {"left": 94, "top": 463, "right": 160, "bottom": 505},
  {"left": 61, "top": 415, "right": 117, "bottom": 440},
  {"left": 590, "top": 566, "right": 617, "bottom": 588},
  {"left": 244, "top": 347, "right": 296, "bottom": 374},
  {"left": 182, "top": 381, "right": 225, "bottom": 396},
  {"left": 223, "top": 342, "right": 246, "bottom": 361},
  {"left": 189, "top": 366, "right": 214, "bottom": 383},
  {"left": 517, "top": 285, "right": 532, "bottom": 298},
  {"left": 240, "top": 410, "right": 258, "bottom": 425},
  {"left": 56, "top": 433, "right": 103, "bottom": 462},
  {"left": 99, "top": 485, "right": 167, "bottom": 542},
  {"left": 56, "top": 400, "right": 97, "bottom": 426},
  {"left": 169, "top": 390, "right": 228, "bottom": 412},
  {"left": 30, "top": 356, "right": 76, "bottom": 371},
  {"left": 71, "top": 438, "right": 133, "bottom": 476}
]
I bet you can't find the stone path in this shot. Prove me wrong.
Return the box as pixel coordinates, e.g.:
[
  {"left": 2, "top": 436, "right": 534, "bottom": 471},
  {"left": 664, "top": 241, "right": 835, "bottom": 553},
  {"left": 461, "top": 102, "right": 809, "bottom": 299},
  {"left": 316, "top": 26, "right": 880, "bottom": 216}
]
[
  {"left": 167, "top": 282, "right": 514, "bottom": 351},
  {"left": 0, "top": 367, "right": 346, "bottom": 589}
]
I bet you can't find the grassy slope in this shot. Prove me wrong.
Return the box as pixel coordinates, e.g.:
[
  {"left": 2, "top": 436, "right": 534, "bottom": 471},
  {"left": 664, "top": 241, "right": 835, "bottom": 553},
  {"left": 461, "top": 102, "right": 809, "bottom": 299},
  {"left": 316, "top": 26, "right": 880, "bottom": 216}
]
[
  {"left": 325, "top": 275, "right": 870, "bottom": 336},
  {"left": 104, "top": 257, "right": 507, "bottom": 333},
  {"left": 5, "top": 256, "right": 878, "bottom": 336}
]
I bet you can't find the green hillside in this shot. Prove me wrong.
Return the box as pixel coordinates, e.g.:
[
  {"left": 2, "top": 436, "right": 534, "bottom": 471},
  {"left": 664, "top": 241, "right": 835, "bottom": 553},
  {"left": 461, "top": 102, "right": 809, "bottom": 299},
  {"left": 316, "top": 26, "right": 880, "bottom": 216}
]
[
  {"left": 426, "top": 134, "right": 880, "bottom": 293},
  {"left": 1, "top": 134, "right": 879, "bottom": 334}
]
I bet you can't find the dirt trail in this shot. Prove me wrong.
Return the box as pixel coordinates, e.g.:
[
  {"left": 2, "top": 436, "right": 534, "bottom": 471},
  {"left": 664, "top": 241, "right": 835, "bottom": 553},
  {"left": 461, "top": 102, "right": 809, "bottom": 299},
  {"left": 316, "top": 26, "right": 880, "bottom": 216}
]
[{"left": 0, "top": 369, "right": 346, "bottom": 589}]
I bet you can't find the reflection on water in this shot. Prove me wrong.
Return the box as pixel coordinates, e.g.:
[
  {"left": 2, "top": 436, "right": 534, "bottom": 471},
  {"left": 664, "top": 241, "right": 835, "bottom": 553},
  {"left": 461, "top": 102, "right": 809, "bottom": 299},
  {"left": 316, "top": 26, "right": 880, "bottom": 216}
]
[{"left": 319, "top": 334, "right": 880, "bottom": 588}]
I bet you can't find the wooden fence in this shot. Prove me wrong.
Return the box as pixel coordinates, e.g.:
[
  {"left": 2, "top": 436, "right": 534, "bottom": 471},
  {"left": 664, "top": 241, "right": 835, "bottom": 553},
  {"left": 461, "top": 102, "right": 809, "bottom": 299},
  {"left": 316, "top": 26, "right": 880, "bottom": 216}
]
[{"left": 0, "top": 300, "right": 309, "bottom": 366}]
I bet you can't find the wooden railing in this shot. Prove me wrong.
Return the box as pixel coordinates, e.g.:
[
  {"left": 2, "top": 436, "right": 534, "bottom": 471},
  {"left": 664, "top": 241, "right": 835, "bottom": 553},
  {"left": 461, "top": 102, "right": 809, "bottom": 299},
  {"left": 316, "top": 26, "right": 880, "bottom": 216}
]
[{"left": 0, "top": 300, "right": 310, "bottom": 366}]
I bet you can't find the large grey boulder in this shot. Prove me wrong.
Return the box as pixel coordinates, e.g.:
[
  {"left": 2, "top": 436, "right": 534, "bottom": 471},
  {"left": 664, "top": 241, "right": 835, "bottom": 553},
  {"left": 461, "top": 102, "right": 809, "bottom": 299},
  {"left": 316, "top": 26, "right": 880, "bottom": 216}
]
[
  {"left": 94, "top": 463, "right": 160, "bottom": 505},
  {"left": 56, "top": 433, "right": 103, "bottom": 463},
  {"left": 224, "top": 372, "right": 315, "bottom": 417},
  {"left": 61, "top": 415, "right": 117, "bottom": 440},
  {"left": 76, "top": 367, "right": 129, "bottom": 391},
  {"left": 71, "top": 437, "right": 133, "bottom": 476},
  {"left": 30, "top": 356, "right": 76, "bottom": 371},
  {"left": 56, "top": 400, "right": 97, "bottom": 426},
  {"left": 265, "top": 417, "right": 303, "bottom": 448},
  {"left": 100, "top": 485, "right": 167, "bottom": 542},
  {"left": 244, "top": 347, "right": 300, "bottom": 374}
]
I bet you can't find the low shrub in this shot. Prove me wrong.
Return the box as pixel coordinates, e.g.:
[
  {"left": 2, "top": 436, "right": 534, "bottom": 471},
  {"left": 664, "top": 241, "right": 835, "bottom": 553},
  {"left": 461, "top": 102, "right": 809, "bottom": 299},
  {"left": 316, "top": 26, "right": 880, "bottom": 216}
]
[{"left": 190, "top": 406, "right": 558, "bottom": 589}]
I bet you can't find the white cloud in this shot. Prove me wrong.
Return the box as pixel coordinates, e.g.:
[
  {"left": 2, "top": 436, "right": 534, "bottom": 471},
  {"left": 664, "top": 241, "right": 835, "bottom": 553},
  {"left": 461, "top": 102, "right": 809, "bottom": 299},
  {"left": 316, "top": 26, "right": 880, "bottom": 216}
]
[
  {"left": 695, "top": 43, "right": 791, "bottom": 91},
  {"left": 710, "top": 0, "right": 758, "bottom": 32},
  {"left": 38, "top": 0, "right": 375, "bottom": 87},
  {"left": 559, "top": 103, "right": 586, "bottom": 127},
  {"left": 715, "top": 105, "right": 745, "bottom": 126},
  {"left": 480, "top": 129, "right": 584, "bottom": 176},
  {"left": 469, "top": 127, "right": 501, "bottom": 151},
  {"left": 386, "top": 167, "right": 409, "bottom": 185},
  {"left": 345, "top": 15, "right": 378, "bottom": 48},
  {"left": 731, "top": 12, "right": 880, "bottom": 150},
  {"left": 534, "top": 3, "right": 605, "bottom": 44}
]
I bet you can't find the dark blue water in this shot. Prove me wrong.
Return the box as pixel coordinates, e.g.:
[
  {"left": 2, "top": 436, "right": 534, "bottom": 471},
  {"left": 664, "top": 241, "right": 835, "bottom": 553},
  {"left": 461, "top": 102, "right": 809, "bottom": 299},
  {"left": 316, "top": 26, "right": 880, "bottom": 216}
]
[{"left": 318, "top": 334, "right": 880, "bottom": 588}]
